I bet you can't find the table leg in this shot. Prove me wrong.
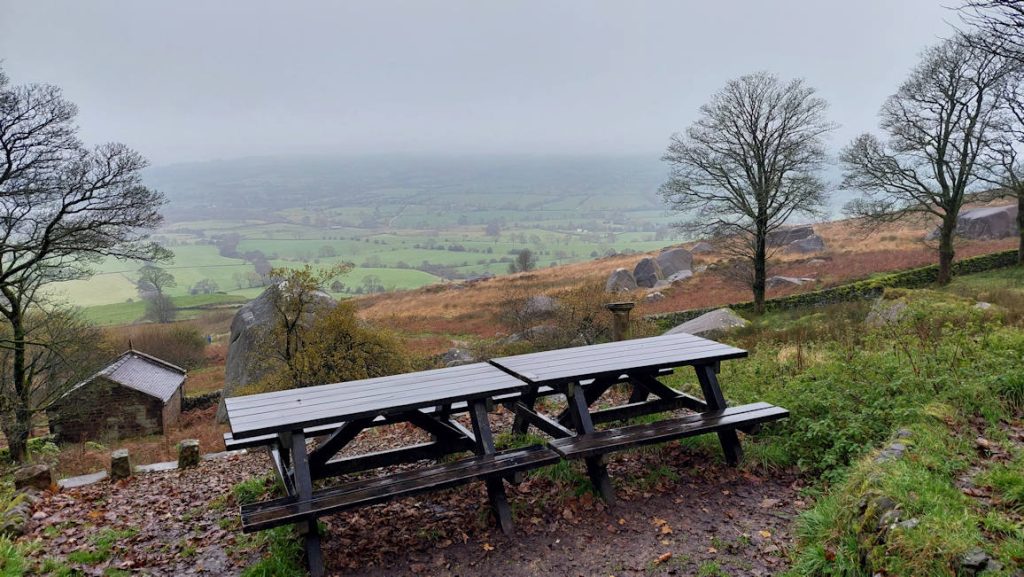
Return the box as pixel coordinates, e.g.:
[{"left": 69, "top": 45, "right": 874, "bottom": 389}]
[
  {"left": 694, "top": 364, "right": 743, "bottom": 466},
  {"left": 469, "top": 399, "right": 514, "bottom": 535},
  {"left": 565, "top": 382, "right": 616, "bottom": 506},
  {"left": 511, "top": 385, "right": 539, "bottom": 435},
  {"left": 290, "top": 430, "right": 325, "bottom": 577}
]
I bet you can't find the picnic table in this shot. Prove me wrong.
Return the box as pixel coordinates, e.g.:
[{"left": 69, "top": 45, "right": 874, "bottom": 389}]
[{"left": 224, "top": 332, "right": 788, "bottom": 576}]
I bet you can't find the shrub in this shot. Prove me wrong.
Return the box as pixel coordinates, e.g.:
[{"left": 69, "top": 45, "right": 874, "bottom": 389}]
[
  {"left": 245, "top": 301, "right": 411, "bottom": 393},
  {"left": 106, "top": 323, "right": 207, "bottom": 369}
]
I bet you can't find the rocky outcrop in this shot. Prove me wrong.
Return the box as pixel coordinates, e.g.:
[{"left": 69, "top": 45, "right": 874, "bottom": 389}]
[
  {"left": 690, "top": 241, "right": 715, "bottom": 254},
  {"left": 522, "top": 295, "right": 558, "bottom": 317},
  {"left": 667, "top": 270, "right": 693, "bottom": 283},
  {"left": 605, "top": 268, "right": 637, "bottom": 293},
  {"left": 785, "top": 234, "right": 826, "bottom": 254},
  {"left": 865, "top": 298, "right": 909, "bottom": 327},
  {"left": 663, "top": 308, "right": 748, "bottom": 338},
  {"left": 218, "top": 283, "right": 335, "bottom": 422},
  {"left": 766, "top": 276, "right": 815, "bottom": 290},
  {"left": 768, "top": 225, "right": 815, "bottom": 247},
  {"left": 442, "top": 347, "right": 476, "bottom": 367},
  {"left": 655, "top": 248, "right": 693, "bottom": 278},
  {"left": 14, "top": 464, "right": 54, "bottom": 492},
  {"left": 956, "top": 204, "right": 1019, "bottom": 240},
  {"left": 927, "top": 204, "right": 1020, "bottom": 240},
  {"left": 633, "top": 257, "right": 664, "bottom": 288}
]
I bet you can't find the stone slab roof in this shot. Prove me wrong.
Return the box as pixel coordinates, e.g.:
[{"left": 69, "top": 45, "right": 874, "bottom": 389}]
[{"left": 63, "top": 350, "right": 186, "bottom": 404}]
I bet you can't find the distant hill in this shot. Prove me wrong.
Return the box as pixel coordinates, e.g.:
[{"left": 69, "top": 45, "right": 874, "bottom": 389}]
[{"left": 143, "top": 154, "right": 670, "bottom": 222}]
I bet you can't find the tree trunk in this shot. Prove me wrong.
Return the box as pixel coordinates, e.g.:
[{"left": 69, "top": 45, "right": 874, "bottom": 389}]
[
  {"left": 752, "top": 232, "right": 767, "bottom": 313},
  {"left": 937, "top": 216, "right": 957, "bottom": 285},
  {"left": 8, "top": 311, "right": 30, "bottom": 463},
  {"left": 1018, "top": 193, "right": 1023, "bottom": 266}
]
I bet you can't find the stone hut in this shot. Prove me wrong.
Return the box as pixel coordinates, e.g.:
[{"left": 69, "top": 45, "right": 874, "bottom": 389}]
[{"left": 47, "top": 350, "right": 186, "bottom": 443}]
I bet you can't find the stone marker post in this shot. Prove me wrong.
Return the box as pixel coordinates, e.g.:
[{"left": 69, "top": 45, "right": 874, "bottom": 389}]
[
  {"left": 604, "top": 301, "right": 635, "bottom": 342},
  {"left": 110, "top": 449, "right": 132, "bottom": 481},
  {"left": 178, "top": 439, "right": 200, "bottom": 469}
]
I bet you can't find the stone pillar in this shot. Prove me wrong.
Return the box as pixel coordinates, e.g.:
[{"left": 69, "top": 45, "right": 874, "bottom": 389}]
[
  {"left": 178, "top": 439, "right": 200, "bottom": 469},
  {"left": 110, "top": 449, "right": 132, "bottom": 481},
  {"left": 604, "top": 301, "right": 635, "bottom": 341}
]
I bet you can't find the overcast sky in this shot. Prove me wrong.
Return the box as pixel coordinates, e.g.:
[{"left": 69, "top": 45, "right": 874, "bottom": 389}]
[{"left": 1, "top": 1, "right": 959, "bottom": 166}]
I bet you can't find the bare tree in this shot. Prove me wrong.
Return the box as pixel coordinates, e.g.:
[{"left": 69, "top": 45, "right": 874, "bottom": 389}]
[
  {"left": 0, "top": 66, "right": 167, "bottom": 461},
  {"left": 981, "top": 73, "right": 1024, "bottom": 263},
  {"left": 842, "top": 35, "right": 1013, "bottom": 284},
  {"left": 960, "top": 1, "right": 1024, "bottom": 62},
  {"left": 0, "top": 306, "right": 111, "bottom": 452},
  {"left": 660, "top": 72, "right": 835, "bottom": 312}
]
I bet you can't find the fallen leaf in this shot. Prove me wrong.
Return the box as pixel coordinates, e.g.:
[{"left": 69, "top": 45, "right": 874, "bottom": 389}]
[
  {"left": 759, "top": 530, "right": 772, "bottom": 539},
  {"left": 654, "top": 552, "right": 673, "bottom": 565},
  {"left": 482, "top": 543, "right": 494, "bottom": 552}
]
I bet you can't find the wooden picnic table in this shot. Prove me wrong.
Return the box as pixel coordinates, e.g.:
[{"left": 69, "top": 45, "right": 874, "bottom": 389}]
[
  {"left": 490, "top": 332, "right": 788, "bottom": 505},
  {"left": 224, "top": 362, "right": 558, "bottom": 577},
  {"left": 225, "top": 332, "right": 788, "bottom": 576}
]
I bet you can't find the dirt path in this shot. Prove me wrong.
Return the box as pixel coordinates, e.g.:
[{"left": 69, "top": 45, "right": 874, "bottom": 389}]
[{"left": 23, "top": 443, "right": 802, "bottom": 576}]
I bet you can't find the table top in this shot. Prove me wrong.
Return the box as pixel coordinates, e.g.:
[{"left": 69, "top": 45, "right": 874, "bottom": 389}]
[
  {"left": 226, "top": 362, "right": 529, "bottom": 439},
  {"left": 490, "top": 332, "right": 746, "bottom": 385}
]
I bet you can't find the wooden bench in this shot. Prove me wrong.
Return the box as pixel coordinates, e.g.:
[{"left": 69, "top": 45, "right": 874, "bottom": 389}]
[
  {"left": 547, "top": 402, "right": 788, "bottom": 460},
  {"left": 241, "top": 445, "right": 560, "bottom": 532}
]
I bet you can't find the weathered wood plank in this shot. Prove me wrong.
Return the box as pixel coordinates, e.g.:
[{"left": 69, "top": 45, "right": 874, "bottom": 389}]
[
  {"left": 549, "top": 404, "right": 789, "bottom": 460},
  {"left": 242, "top": 446, "right": 560, "bottom": 533}
]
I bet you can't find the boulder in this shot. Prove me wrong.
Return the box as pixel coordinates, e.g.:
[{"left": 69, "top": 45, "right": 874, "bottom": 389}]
[
  {"left": 663, "top": 308, "right": 749, "bottom": 338},
  {"left": 110, "top": 449, "right": 132, "bottom": 481},
  {"left": 654, "top": 248, "right": 693, "bottom": 278},
  {"left": 522, "top": 295, "right": 558, "bottom": 317},
  {"left": 218, "top": 283, "right": 335, "bottom": 422},
  {"left": 644, "top": 292, "right": 665, "bottom": 303},
  {"left": 442, "top": 347, "right": 475, "bottom": 368},
  {"left": 605, "top": 268, "right": 637, "bottom": 293},
  {"left": 766, "top": 276, "right": 815, "bottom": 289},
  {"left": 865, "top": 298, "right": 908, "bottom": 327},
  {"left": 13, "top": 464, "right": 54, "bottom": 492},
  {"left": 927, "top": 204, "right": 1020, "bottom": 240},
  {"left": 690, "top": 241, "right": 715, "bottom": 254},
  {"left": 957, "top": 204, "right": 1020, "bottom": 239},
  {"left": 767, "top": 225, "right": 815, "bottom": 247},
  {"left": 667, "top": 270, "right": 693, "bottom": 283},
  {"left": 633, "top": 257, "right": 664, "bottom": 288},
  {"left": 785, "top": 234, "right": 826, "bottom": 254},
  {"left": 178, "top": 439, "right": 200, "bottom": 469}
]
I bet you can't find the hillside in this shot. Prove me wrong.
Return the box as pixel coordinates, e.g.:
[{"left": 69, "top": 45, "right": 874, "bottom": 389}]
[{"left": 356, "top": 213, "right": 1018, "bottom": 353}]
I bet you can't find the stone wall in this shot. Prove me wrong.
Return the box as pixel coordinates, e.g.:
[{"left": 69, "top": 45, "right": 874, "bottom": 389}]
[
  {"left": 162, "top": 388, "right": 182, "bottom": 430},
  {"left": 48, "top": 378, "right": 170, "bottom": 443}
]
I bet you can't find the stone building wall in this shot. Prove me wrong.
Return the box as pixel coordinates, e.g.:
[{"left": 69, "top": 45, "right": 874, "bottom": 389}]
[
  {"left": 162, "top": 388, "right": 182, "bottom": 430},
  {"left": 48, "top": 378, "right": 173, "bottom": 443}
]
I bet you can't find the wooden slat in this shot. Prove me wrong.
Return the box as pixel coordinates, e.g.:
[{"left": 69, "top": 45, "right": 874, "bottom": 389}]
[
  {"left": 227, "top": 363, "right": 530, "bottom": 439},
  {"left": 549, "top": 404, "right": 788, "bottom": 460},
  {"left": 491, "top": 333, "right": 746, "bottom": 384},
  {"left": 315, "top": 440, "right": 475, "bottom": 478},
  {"left": 241, "top": 446, "right": 561, "bottom": 532}
]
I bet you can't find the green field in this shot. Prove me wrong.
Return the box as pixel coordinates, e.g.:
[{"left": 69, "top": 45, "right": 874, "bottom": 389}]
[{"left": 46, "top": 155, "right": 693, "bottom": 317}]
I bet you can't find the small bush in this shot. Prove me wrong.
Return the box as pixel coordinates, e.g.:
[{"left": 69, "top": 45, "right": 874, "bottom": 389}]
[{"left": 105, "top": 323, "right": 207, "bottom": 369}]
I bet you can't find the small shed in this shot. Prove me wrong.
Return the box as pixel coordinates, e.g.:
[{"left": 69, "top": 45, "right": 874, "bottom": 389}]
[{"left": 48, "top": 350, "right": 186, "bottom": 443}]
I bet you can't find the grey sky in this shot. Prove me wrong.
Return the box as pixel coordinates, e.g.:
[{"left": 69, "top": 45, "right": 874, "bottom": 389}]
[{"left": 1, "top": 1, "right": 957, "bottom": 165}]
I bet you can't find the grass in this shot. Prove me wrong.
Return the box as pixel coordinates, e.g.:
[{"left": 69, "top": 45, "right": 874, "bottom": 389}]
[
  {"left": 65, "top": 528, "right": 138, "bottom": 565},
  {"left": 240, "top": 526, "right": 305, "bottom": 577},
  {"left": 79, "top": 292, "right": 246, "bottom": 325}
]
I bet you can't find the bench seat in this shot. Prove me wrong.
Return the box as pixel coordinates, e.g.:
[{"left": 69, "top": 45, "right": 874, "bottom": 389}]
[
  {"left": 548, "top": 402, "right": 789, "bottom": 460},
  {"left": 241, "top": 444, "right": 560, "bottom": 532}
]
